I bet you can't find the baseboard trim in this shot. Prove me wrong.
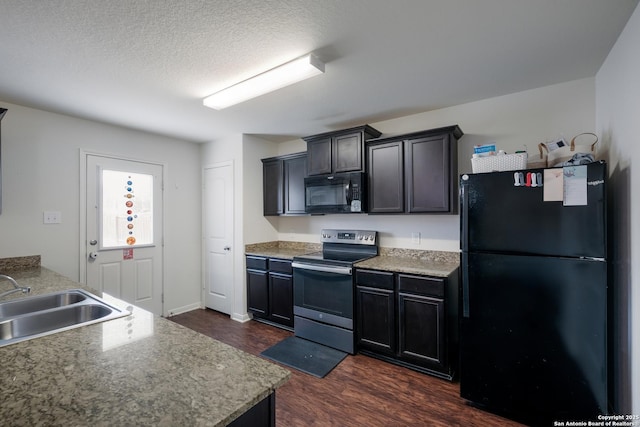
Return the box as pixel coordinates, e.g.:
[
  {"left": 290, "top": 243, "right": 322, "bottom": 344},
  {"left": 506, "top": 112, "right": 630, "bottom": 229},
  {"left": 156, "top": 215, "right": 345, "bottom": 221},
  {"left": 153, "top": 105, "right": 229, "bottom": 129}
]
[
  {"left": 231, "top": 312, "right": 252, "bottom": 323},
  {"left": 166, "top": 302, "right": 201, "bottom": 317}
]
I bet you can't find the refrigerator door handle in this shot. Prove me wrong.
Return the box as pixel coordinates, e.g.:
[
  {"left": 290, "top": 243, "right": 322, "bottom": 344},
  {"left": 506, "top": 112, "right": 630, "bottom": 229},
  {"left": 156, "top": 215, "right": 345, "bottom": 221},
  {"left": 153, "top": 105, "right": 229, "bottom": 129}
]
[
  {"left": 460, "top": 178, "right": 469, "bottom": 251},
  {"left": 462, "top": 252, "right": 470, "bottom": 318}
]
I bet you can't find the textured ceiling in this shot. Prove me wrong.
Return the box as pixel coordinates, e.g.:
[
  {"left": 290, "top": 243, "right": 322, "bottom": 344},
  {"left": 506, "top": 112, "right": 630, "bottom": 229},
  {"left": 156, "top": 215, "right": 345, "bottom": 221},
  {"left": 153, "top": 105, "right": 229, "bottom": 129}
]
[{"left": 0, "top": 0, "right": 638, "bottom": 143}]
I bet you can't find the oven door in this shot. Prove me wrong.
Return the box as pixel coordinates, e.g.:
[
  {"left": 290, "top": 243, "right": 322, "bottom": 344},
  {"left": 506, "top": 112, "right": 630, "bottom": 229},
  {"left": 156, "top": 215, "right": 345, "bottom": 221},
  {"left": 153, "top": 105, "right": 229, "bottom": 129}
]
[{"left": 292, "top": 262, "right": 353, "bottom": 329}]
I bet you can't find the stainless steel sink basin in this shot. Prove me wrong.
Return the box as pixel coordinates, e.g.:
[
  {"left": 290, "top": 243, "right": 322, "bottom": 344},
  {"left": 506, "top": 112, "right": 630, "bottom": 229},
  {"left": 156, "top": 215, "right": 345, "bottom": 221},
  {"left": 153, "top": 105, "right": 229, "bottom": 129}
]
[
  {"left": 0, "top": 290, "right": 86, "bottom": 318},
  {"left": 0, "top": 304, "right": 111, "bottom": 340},
  {"left": 0, "top": 289, "right": 130, "bottom": 348}
]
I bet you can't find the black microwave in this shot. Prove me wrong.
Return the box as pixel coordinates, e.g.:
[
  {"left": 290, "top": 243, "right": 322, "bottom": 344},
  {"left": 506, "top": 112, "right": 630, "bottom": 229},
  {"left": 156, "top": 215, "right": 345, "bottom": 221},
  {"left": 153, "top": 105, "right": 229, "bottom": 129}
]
[{"left": 304, "top": 172, "right": 367, "bottom": 214}]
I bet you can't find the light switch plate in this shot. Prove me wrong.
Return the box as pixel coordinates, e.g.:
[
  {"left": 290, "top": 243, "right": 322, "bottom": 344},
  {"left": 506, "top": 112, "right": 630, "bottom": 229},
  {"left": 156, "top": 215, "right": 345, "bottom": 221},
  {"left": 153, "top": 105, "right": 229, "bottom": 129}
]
[{"left": 43, "top": 211, "right": 61, "bottom": 224}]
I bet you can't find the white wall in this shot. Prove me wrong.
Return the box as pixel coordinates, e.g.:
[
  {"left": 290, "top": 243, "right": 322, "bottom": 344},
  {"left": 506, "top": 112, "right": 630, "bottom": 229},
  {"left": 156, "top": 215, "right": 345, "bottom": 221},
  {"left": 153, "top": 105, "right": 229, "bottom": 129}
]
[
  {"left": 273, "top": 78, "right": 596, "bottom": 251},
  {"left": 201, "top": 134, "right": 281, "bottom": 321},
  {"left": 0, "top": 102, "right": 202, "bottom": 316},
  {"left": 596, "top": 2, "right": 640, "bottom": 414},
  {"left": 201, "top": 135, "right": 243, "bottom": 320},
  {"left": 243, "top": 135, "right": 279, "bottom": 245}
]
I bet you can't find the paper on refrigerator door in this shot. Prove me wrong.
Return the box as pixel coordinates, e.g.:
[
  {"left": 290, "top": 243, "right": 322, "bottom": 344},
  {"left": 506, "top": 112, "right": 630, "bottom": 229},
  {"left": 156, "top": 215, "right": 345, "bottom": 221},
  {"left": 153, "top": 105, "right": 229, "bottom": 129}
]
[
  {"left": 562, "top": 165, "right": 587, "bottom": 206},
  {"left": 543, "top": 169, "right": 564, "bottom": 202}
]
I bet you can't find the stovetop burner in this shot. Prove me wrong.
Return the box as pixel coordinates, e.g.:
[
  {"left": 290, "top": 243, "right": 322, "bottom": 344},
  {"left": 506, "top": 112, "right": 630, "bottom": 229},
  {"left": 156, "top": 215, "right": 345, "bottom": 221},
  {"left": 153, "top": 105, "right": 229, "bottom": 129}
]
[
  {"left": 293, "top": 250, "right": 376, "bottom": 266},
  {"left": 292, "top": 229, "right": 379, "bottom": 266}
]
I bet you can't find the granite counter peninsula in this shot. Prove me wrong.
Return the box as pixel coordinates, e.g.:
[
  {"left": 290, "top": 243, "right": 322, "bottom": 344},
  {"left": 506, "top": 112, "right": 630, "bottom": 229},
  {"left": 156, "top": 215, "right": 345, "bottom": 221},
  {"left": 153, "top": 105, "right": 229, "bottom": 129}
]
[{"left": 0, "top": 266, "right": 290, "bottom": 426}]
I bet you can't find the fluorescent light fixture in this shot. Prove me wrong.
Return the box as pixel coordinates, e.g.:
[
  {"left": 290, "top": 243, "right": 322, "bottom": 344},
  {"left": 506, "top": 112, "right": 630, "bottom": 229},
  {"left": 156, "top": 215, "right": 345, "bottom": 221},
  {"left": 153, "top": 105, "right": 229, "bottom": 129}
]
[{"left": 203, "top": 53, "right": 325, "bottom": 110}]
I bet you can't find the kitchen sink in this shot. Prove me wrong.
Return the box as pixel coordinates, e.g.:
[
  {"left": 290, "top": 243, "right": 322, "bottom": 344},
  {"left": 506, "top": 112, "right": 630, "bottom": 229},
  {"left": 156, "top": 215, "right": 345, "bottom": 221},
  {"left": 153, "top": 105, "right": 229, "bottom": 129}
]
[
  {"left": 0, "top": 290, "right": 87, "bottom": 318},
  {"left": 0, "top": 289, "right": 130, "bottom": 348}
]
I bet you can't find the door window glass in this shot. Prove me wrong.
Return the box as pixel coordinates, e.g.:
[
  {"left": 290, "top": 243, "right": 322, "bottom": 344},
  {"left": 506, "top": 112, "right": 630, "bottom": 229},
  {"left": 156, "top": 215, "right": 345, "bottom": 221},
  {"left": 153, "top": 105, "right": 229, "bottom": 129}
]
[{"left": 101, "top": 169, "right": 153, "bottom": 248}]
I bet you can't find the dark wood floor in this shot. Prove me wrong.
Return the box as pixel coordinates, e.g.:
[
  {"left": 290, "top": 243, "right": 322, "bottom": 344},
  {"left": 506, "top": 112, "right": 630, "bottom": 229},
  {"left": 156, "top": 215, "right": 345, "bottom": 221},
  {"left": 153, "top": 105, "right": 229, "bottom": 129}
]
[{"left": 168, "top": 309, "right": 524, "bottom": 427}]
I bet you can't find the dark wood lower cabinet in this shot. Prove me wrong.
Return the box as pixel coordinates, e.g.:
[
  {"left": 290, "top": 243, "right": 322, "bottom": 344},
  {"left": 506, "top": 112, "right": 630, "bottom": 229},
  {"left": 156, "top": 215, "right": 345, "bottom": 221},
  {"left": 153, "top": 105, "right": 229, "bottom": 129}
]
[
  {"left": 356, "top": 285, "right": 395, "bottom": 356},
  {"left": 246, "top": 268, "right": 269, "bottom": 316},
  {"left": 268, "top": 272, "right": 294, "bottom": 327},
  {"left": 246, "top": 256, "right": 294, "bottom": 330},
  {"left": 398, "top": 292, "right": 446, "bottom": 371},
  {"left": 228, "top": 393, "right": 275, "bottom": 427},
  {"left": 356, "top": 268, "right": 458, "bottom": 380}
]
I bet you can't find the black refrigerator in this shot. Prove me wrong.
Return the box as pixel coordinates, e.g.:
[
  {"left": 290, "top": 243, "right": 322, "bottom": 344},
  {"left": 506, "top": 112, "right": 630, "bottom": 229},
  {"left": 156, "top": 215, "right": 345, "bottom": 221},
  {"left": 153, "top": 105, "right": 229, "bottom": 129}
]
[{"left": 459, "top": 161, "right": 608, "bottom": 426}]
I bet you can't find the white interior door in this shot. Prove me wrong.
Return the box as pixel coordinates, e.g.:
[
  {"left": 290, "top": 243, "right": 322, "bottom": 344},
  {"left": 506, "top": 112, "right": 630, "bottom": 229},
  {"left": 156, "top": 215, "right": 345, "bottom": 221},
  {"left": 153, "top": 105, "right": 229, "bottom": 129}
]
[
  {"left": 85, "top": 154, "right": 164, "bottom": 315},
  {"left": 203, "top": 162, "right": 234, "bottom": 315}
]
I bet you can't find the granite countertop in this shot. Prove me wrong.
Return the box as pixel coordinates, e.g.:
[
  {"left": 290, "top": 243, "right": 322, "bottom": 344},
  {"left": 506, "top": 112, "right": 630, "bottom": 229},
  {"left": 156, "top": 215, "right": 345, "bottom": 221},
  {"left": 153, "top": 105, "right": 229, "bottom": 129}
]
[
  {"left": 245, "top": 241, "right": 460, "bottom": 277},
  {"left": 1, "top": 266, "right": 290, "bottom": 426},
  {"left": 245, "top": 241, "right": 321, "bottom": 260},
  {"left": 354, "top": 248, "right": 460, "bottom": 278}
]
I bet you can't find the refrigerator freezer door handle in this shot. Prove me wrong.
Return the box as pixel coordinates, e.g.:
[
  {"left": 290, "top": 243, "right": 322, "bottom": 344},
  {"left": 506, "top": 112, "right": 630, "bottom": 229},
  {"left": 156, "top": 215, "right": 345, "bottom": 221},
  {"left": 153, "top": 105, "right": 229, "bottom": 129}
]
[
  {"left": 461, "top": 180, "right": 469, "bottom": 251},
  {"left": 462, "top": 252, "right": 470, "bottom": 318}
]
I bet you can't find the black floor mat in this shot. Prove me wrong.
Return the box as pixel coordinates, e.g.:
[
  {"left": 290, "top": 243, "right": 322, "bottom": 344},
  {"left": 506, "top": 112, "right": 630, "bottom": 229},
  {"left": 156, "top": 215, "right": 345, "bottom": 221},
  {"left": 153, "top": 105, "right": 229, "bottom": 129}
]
[{"left": 260, "top": 336, "right": 348, "bottom": 378}]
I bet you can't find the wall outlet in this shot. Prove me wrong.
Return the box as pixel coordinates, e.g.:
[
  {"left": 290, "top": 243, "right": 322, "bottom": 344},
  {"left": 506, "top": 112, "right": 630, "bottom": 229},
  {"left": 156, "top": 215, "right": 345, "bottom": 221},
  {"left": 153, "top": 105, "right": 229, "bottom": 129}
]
[
  {"left": 411, "top": 232, "right": 421, "bottom": 245},
  {"left": 43, "top": 211, "right": 62, "bottom": 224}
]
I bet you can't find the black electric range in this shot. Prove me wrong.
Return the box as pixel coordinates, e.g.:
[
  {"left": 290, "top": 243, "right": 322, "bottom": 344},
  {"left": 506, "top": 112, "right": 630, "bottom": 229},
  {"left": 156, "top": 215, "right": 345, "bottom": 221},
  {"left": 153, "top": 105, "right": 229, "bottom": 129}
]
[{"left": 291, "top": 229, "right": 378, "bottom": 353}]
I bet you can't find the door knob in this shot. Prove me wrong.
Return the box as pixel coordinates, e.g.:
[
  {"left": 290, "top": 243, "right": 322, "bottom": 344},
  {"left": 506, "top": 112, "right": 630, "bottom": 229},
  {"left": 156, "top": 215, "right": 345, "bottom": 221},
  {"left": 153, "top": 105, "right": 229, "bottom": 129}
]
[
  {"left": 223, "top": 246, "right": 231, "bottom": 251},
  {"left": 89, "top": 252, "right": 99, "bottom": 260}
]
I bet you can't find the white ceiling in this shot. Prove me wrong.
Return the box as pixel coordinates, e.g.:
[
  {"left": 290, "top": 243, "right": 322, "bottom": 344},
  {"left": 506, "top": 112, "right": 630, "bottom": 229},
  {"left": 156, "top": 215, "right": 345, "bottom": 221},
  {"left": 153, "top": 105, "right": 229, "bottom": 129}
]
[{"left": 0, "top": 0, "right": 637, "bottom": 143}]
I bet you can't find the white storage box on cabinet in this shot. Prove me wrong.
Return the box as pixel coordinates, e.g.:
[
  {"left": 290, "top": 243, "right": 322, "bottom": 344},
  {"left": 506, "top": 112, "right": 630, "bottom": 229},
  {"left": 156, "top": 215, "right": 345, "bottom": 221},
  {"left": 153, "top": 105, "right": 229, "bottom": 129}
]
[{"left": 471, "top": 153, "right": 527, "bottom": 173}]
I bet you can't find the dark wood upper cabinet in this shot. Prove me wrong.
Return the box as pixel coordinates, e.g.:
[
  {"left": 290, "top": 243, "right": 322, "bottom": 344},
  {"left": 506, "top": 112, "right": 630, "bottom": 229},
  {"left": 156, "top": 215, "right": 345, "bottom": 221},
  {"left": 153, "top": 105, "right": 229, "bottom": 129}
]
[
  {"left": 283, "top": 154, "right": 307, "bottom": 215},
  {"left": 367, "top": 125, "right": 462, "bottom": 214},
  {"left": 405, "top": 134, "right": 451, "bottom": 213},
  {"left": 303, "top": 125, "right": 381, "bottom": 176},
  {"left": 262, "top": 158, "right": 283, "bottom": 216},
  {"left": 333, "top": 132, "right": 363, "bottom": 173},
  {"left": 367, "top": 140, "right": 404, "bottom": 213},
  {"left": 262, "top": 152, "right": 307, "bottom": 216},
  {"left": 306, "top": 137, "right": 333, "bottom": 175}
]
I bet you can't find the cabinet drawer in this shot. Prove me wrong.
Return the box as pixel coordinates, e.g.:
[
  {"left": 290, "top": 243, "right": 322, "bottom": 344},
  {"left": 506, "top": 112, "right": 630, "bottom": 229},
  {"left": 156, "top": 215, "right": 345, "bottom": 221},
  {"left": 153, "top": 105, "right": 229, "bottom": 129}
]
[
  {"left": 355, "top": 269, "right": 394, "bottom": 290},
  {"left": 269, "top": 258, "right": 292, "bottom": 274},
  {"left": 398, "top": 274, "right": 444, "bottom": 297},
  {"left": 246, "top": 256, "right": 268, "bottom": 270}
]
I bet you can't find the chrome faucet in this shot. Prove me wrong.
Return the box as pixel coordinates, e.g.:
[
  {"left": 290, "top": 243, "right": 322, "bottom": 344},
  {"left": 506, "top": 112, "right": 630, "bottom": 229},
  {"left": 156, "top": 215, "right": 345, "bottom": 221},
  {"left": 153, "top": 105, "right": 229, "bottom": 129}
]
[{"left": 0, "top": 274, "right": 31, "bottom": 299}]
